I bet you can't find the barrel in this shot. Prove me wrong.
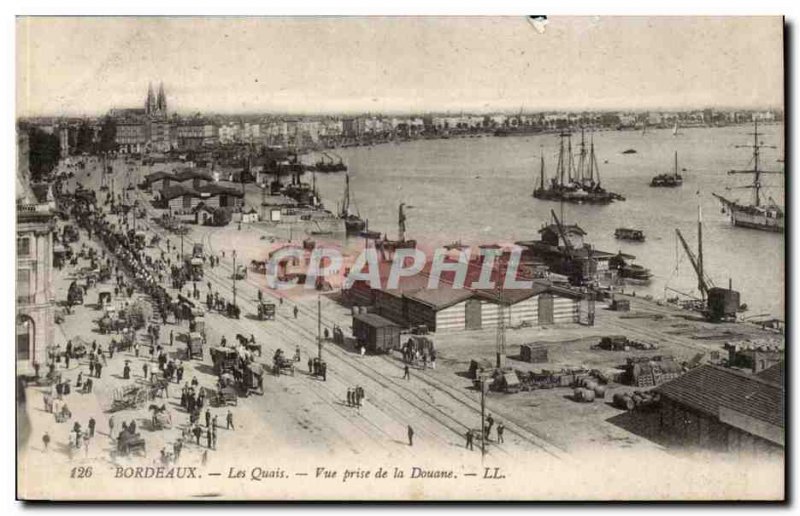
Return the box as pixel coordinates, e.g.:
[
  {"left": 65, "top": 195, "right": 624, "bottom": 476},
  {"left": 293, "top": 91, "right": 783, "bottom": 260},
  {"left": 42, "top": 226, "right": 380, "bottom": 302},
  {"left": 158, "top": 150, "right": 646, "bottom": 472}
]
[
  {"left": 582, "top": 388, "right": 596, "bottom": 402},
  {"left": 573, "top": 388, "right": 584, "bottom": 401},
  {"left": 593, "top": 385, "right": 607, "bottom": 398},
  {"left": 613, "top": 393, "right": 634, "bottom": 410},
  {"left": 583, "top": 379, "right": 598, "bottom": 391}
]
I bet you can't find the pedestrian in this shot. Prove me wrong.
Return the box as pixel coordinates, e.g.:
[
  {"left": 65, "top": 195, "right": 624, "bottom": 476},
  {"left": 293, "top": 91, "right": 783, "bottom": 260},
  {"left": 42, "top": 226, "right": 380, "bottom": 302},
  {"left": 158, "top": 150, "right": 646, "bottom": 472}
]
[
  {"left": 76, "top": 371, "right": 83, "bottom": 388},
  {"left": 431, "top": 350, "right": 437, "bottom": 370},
  {"left": 95, "top": 362, "right": 102, "bottom": 378},
  {"left": 42, "top": 432, "right": 50, "bottom": 451},
  {"left": 134, "top": 343, "right": 140, "bottom": 357},
  {"left": 212, "top": 428, "right": 217, "bottom": 449},
  {"left": 143, "top": 363, "right": 149, "bottom": 379},
  {"left": 170, "top": 330, "right": 174, "bottom": 347},
  {"left": 212, "top": 415, "right": 219, "bottom": 429},
  {"left": 88, "top": 417, "right": 96, "bottom": 438},
  {"left": 320, "top": 362, "right": 327, "bottom": 382},
  {"left": 293, "top": 306, "right": 299, "bottom": 319},
  {"left": 407, "top": 425, "right": 414, "bottom": 446},
  {"left": 205, "top": 409, "right": 211, "bottom": 428},
  {"left": 123, "top": 362, "right": 131, "bottom": 380},
  {"left": 308, "top": 358, "right": 313, "bottom": 374},
  {"left": 206, "top": 428, "right": 212, "bottom": 449},
  {"left": 487, "top": 414, "right": 495, "bottom": 437},
  {"left": 347, "top": 389, "right": 353, "bottom": 407},
  {"left": 403, "top": 364, "right": 410, "bottom": 381},
  {"left": 497, "top": 423, "right": 505, "bottom": 443},
  {"left": 177, "top": 365, "right": 184, "bottom": 383},
  {"left": 65, "top": 353, "right": 70, "bottom": 369},
  {"left": 226, "top": 410, "right": 234, "bottom": 430},
  {"left": 193, "top": 425, "right": 202, "bottom": 445},
  {"left": 466, "top": 429, "right": 474, "bottom": 450},
  {"left": 108, "top": 415, "right": 115, "bottom": 439},
  {"left": 202, "top": 449, "right": 208, "bottom": 466}
]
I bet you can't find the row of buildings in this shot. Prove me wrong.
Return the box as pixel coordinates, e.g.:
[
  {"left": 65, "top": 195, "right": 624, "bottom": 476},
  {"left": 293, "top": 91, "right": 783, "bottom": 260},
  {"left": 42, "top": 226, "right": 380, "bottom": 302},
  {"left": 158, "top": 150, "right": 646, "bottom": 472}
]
[{"left": 26, "top": 83, "right": 783, "bottom": 156}]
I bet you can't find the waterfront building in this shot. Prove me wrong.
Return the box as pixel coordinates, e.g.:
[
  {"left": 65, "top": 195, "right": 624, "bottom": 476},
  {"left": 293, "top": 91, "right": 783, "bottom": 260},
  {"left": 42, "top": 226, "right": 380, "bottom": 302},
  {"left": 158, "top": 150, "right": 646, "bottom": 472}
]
[
  {"left": 16, "top": 131, "right": 55, "bottom": 374},
  {"left": 655, "top": 364, "right": 784, "bottom": 456}
]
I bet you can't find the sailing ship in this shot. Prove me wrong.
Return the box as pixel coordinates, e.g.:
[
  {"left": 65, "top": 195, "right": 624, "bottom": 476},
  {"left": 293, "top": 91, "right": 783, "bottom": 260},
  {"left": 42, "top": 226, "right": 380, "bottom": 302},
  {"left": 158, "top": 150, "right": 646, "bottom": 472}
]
[
  {"left": 532, "top": 130, "right": 625, "bottom": 204},
  {"left": 650, "top": 151, "right": 683, "bottom": 187},
  {"left": 377, "top": 203, "right": 417, "bottom": 260},
  {"left": 712, "top": 120, "right": 784, "bottom": 233},
  {"left": 338, "top": 173, "right": 366, "bottom": 235}
]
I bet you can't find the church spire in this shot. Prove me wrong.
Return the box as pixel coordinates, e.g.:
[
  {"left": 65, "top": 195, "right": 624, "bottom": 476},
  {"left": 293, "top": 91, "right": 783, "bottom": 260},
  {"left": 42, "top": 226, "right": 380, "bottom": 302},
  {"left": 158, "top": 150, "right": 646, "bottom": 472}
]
[
  {"left": 146, "top": 82, "right": 156, "bottom": 114},
  {"left": 157, "top": 82, "right": 167, "bottom": 115}
]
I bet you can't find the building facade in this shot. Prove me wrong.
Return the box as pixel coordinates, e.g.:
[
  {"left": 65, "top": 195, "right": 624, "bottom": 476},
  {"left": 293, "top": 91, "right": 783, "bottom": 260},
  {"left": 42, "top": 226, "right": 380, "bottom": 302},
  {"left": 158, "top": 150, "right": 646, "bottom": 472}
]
[{"left": 16, "top": 132, "right": 55, "bottom": 374}]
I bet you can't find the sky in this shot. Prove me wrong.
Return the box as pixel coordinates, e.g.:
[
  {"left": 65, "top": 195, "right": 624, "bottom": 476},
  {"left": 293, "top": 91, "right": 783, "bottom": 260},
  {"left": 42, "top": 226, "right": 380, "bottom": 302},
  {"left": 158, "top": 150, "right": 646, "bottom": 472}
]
[{"left": 16, "top": 16, "right": 784, "bottom": 117}]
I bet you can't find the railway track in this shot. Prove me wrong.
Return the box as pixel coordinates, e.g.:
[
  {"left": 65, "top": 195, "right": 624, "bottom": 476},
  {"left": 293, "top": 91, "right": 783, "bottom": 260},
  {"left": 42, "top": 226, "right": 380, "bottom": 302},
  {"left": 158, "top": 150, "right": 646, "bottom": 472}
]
[{"left": 115, "top": 165, "right": 568, "bottom": 460}]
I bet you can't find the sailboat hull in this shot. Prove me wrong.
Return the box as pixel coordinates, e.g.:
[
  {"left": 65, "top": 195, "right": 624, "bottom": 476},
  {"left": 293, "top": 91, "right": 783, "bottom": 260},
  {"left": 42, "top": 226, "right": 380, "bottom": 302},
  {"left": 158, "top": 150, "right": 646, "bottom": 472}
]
[{"left": 730, "top": 209, "right": 784, "bottom": 232}]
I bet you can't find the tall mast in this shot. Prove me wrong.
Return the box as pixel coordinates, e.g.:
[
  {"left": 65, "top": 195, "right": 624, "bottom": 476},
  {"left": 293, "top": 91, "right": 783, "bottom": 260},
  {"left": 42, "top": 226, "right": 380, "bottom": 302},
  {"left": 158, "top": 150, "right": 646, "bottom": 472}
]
[
  {"left": 398, "top": 203, "right": 406, "bottom": 242},
  {"left": 342, "top": 173, "right": 350, "bottom": 216},
  {"left": 539, "top": 150, "right": 545, "bottom": 191},
  {"left": 557, "top": 134, "right": 565, "bottom": 186},
  {"left": 697, "top": 196, "right": 703, "bottom": 295},
  {"left": 674, "top": 151, "right": 678, "bottom": 179},
  {"left": 590, "top": 135, "right": 600, "bottom": 186},
  {"left": 729, "top": 119, "right": 780, "bottom": 208},
  {"left": 567, "top": 134, "right": 574, "bottom": 183},
  {"left": 577, "top": 127, "right": 586, "bottom": 184}
]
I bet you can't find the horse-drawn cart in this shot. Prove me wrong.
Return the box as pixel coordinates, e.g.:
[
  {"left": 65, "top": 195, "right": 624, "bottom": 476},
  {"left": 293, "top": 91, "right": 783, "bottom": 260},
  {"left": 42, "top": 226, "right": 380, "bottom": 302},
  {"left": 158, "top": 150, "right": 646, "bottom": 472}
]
[
  {"left": 185, "top": 332, "right": 204, "bottom": 360},
  {"left": 272, "top": 349, "right": 295, "bottom": 376},
  {"left": 235, "top": 334, "right": 262, "bottom": 356},
  {"left": 117, "top": 432, "right": 146, "bottom": 456},
  {"left": 110, "top": 385, "right": 149, "bottom": 412},
  {"left": 257, "top": 301, "right": 276, "bottom": 321}
]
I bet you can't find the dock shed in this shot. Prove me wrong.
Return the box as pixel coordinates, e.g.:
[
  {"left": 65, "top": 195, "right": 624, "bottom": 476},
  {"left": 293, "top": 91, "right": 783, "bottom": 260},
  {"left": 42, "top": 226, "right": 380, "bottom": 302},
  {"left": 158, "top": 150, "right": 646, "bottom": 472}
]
[
  {"left": 352, "top": 312, "right": 401, "bottom": 354},
  {"left": 655, "top": 364, "right": 784, "bottom": 455}
]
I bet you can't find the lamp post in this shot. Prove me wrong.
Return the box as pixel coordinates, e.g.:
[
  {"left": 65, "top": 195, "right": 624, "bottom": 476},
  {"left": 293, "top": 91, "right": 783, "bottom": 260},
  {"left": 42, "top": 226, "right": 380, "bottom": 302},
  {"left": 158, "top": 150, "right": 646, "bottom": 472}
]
[
  {"left": 232, "top": 250, "right": 237, "bottom": 307},
  {"left": 317, "top": 295, "right": 322, "bottom": 361}
]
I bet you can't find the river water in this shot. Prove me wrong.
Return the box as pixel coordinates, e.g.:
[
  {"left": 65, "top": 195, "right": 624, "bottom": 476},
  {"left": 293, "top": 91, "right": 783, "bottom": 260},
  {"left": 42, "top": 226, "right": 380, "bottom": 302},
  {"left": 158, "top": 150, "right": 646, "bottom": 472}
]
[{"left": 306, "top": 125, "right": 784, "bottom": 319}]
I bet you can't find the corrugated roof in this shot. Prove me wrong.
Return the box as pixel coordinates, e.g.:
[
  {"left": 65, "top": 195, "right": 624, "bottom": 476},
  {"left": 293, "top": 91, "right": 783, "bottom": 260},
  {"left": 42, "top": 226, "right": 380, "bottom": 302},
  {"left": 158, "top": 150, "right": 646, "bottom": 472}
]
[
  {"left": 405, "top": 288, "right": 474, "bottom": 310},
  {"left": 655, "top": 365, "right": 784, "bottom": 428},
  {"left": 353, "top": 312, "right": 400, "bottom": 329}
]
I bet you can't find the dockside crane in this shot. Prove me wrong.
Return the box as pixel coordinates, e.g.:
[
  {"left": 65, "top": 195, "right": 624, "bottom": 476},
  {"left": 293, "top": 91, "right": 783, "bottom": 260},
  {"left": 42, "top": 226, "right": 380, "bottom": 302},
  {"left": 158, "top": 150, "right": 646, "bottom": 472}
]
[
  {"left": 674, "top": 202, "right": 741, "bottom": 322},
  {"left": 550, "top": 208, "right": 587, "bottom": 285}
]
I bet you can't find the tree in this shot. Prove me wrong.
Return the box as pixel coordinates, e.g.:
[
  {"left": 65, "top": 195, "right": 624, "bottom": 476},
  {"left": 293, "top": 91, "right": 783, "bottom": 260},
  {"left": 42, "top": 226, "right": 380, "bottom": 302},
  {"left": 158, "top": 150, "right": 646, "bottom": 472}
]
[
  {"left": 211, "top": 207, "right": 232, "bottom": 227},
  {"left": 27, "top": 127, "right": 60, "bottom": 182}
]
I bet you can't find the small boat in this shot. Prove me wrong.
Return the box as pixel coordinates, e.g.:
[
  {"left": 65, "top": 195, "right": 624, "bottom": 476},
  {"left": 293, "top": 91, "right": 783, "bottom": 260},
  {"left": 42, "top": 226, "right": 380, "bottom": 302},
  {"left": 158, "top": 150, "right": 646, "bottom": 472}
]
[
  {"left": 622, "top": 149, "right": 637, "bottom": 154},
  {"left": 650, "top": 151, "right": 683, "bottom": 187},
  {"left": 609, "top": 252, "right": 652, "bottom": 282},
  {"left": 614, "top": 228, "right": 645, "bottom": 242},
  {"left": 339, "top": 173, "right": 366, "bottom": 235}
]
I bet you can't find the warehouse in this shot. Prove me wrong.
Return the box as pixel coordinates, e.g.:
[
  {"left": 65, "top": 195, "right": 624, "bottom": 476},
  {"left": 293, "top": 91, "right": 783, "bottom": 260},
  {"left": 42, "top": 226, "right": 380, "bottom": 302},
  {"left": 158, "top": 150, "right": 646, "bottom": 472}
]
[
  {"left": 344, "top": 256, "right": 584, "bottom": 332},
  {"left": 654, "top": 364, "right": 784, "bottom": 457},
  {"left": 160, "top": 185, "right": 203, "bottom": 212},
  {"left": 472, "top": 282, "right": 582, "bottom": 329}
]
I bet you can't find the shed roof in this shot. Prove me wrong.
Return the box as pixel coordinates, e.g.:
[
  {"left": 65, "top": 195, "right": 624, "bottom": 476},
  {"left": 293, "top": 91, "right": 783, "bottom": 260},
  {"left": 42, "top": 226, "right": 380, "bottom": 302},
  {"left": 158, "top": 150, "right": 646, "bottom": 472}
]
[
  {"left": 755, "top": 362, "right": 784, "bottom": 386},
  {"left": 655, "top": 364, "right": 784, "bottom": 428},
  {"left": 197, "top": 184, "right": 245, "bottom": 198},
  {"left": 160, "top": 185, "right": 201, "bottom": 201},
  {"left": 405, "top": 288, "right": 474, "bottom": 310},
  {"left": 353, "top": 312, "right": 400, "bottom": 329}
]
